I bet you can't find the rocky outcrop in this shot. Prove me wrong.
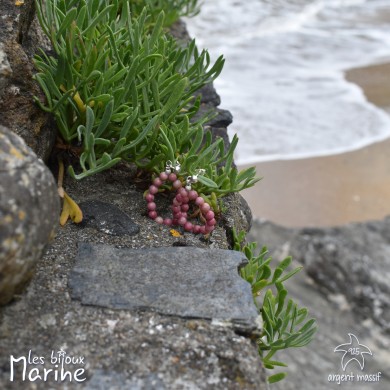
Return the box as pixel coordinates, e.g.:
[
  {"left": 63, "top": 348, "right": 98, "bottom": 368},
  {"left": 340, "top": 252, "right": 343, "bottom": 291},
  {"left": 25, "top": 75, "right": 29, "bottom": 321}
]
[
  {"left": 250, "top": 219, "right": 390, "bottom": 332},
  {"left": 0, "top": 126, "right": 59, "bottom": 305},
  {"left": 248, "top": 219, "right": 390, "bottom": 390},
  {"left": 0, "top": 43, "right": 12, "bottom": 93},
  {"left": 0, "top": 0, "right": 55, "bottom": 161}
]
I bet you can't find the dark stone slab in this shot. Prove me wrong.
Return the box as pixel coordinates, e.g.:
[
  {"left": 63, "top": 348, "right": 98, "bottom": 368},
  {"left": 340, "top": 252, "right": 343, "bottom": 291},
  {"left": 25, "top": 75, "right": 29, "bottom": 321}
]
[
  {"left": 69, "top": 244, "right": 259, "bottom": 332},
  {"left": 79, "top": 200, "right": 140, "bottom": 236}
]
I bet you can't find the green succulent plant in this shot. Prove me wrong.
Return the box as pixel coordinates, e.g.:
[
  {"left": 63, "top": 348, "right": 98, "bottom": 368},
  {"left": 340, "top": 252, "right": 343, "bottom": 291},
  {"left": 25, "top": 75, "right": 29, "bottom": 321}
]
[
  {"left": 32, "top": 2, "right": 313, "bottom": 386},
  {"left": 128, "top": 0, "right": 201, "bottom": 27},
  {"left": 32, "top": 0, "right": 259, "bottom": 229},
  {"left": 233, "top": 230, "right": 317, "bottom": 384},
  {"left": 35, "top": 1, "right": 217, "bottom": 170},
  {"left": 34, "top": 0, "right": 259, "bottom": 199}
]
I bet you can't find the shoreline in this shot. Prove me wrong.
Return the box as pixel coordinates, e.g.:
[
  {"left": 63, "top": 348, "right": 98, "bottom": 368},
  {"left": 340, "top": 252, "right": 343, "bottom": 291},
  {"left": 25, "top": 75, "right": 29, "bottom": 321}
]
[
  {"left": 239, "top": 62, "right": 390, "bottom": 228},
  {"left": 235, "top": 131, "right": 390, "bottom": 166}
]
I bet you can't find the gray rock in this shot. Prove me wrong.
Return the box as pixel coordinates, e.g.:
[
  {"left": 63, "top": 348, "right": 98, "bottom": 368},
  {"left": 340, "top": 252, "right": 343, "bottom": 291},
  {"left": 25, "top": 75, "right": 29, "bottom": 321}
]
[
  {"left": 86, "top": 371, "right": 166, "bottom": 390},
  {"left": 0, "top": 126, "right": 59, "bottom": 305},
  {"left": 0, "top": 0, "right": 56, "bottom": 161},
  {"left": 198, "top": 105, "right": 233, "bottom": 128},
  {"left": 17, "top": 0, "right": 37, "bottom": 48},
  {"left": 169, "top": 19, "right": 191, "bottom": 46},
  {"left": 0, "top": 43, "right": 12, "bottom": 95},
  {"left": 248, "top": 218, "right": 390, "bottom": 390},
  {"left": 249, "top": 219, "right": 390, "bottom": 331},
  {"left": 222, "top": 192, "right": 253, "bottom": 247},
  {"left": 79, "top": 200, "right": 140, "bottom": 236},
  {"left": 295, "top": 221, "right": 390, "bottom": 332},
  {"left": 70, "top": 244, "right": 259, "bottom": 333},
  {"left": 210, "top": 127, "right": 236, "bottom": 168},
  {"left": 195, "top": 83, "right": 221, "bottom": 107},
  {"left": 210, "top": 108, "right": 233, "bottom": 128}
]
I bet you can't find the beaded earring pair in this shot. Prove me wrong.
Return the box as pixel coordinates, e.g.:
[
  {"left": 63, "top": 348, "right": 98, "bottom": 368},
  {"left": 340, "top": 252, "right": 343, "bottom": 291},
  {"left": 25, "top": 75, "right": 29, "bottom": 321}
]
[{"left": 145, "top": 161, "right": 216, "bottom": 234}]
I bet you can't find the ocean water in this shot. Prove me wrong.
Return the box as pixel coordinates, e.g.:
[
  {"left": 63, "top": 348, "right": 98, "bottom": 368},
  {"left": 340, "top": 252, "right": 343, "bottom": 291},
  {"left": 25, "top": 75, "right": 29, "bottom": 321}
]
[{"left": 184, "top": 0, "right": 390, "bottom": 165}]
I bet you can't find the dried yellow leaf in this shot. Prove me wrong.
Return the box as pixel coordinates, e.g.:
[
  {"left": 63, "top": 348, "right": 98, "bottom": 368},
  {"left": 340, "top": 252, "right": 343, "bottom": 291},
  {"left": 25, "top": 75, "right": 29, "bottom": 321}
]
[
  {"left": 59, "top": 196, "right": 71, "bottom": 226},
  {"left": 170, "top": 229, "right": 182, "bottom": 238},
  {"left": 64, "top": 192, "right": 83, "bottom": 223},
  {"left": 60, "top": 191, "right": 83, "bottom": 225}
]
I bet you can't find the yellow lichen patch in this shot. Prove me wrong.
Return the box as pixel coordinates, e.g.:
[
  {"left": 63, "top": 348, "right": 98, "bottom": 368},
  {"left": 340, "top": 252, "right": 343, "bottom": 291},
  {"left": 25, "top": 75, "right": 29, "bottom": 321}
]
[
  {"left": 15, "top": 0, "right": 24, "bottom": 6},
  {"left": 1, "top": 215, "right": 13, "bottom": 224},
  {"left": 9, "top": 146, "right": 24, "bottom": 160},
  {"left": 18, "top": 210, "right": 26, "bottom": 221},
  {"left": 32, "top": 115, "right": 46, "bottom": 136},
  {"left": 3, "top": 237, "right": 21, "bottom": 252},
  {"left": 170, "top": 229, "right": 182, "bottom": 238}
]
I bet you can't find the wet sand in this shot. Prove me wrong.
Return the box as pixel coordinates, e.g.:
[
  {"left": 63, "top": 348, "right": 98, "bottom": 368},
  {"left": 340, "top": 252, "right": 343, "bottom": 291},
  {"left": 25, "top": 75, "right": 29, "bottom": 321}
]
[{"left": 239, "top": 62, "right": 390, "bottom": 227}]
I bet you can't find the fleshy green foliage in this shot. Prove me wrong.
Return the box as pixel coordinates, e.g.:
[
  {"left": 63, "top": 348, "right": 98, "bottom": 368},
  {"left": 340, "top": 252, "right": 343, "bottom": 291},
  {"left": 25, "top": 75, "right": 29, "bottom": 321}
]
[
  {"left": 159, "top": 125, "right": 259, "bottom": 196},
  {"left": 233, "top": 230, "right": 317, "bottom": 384},
  {"left": 34, "top": 0, "right": 259, "bottom": 196},
  {"left": 34, "top": 0, "right": 220, "bottom": 175},
  {"left": 268, "top": 372, "right": 287, "bottom": 384},
  {"left": 128, "top": 0, "right": 201, "bottom": 27}
]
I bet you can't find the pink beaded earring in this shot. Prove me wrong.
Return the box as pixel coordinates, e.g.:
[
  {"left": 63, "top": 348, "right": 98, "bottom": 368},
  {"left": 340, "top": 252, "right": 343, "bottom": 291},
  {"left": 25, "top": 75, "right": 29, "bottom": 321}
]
[
  {"left": 145, "top": 163, "right": 217, "bottom": 234},
  {"left": 172, "top": 186, "right": 216, "bottom": 234},
  {"left": 145, "top": 161, "right": 182, "bottom": 226}
]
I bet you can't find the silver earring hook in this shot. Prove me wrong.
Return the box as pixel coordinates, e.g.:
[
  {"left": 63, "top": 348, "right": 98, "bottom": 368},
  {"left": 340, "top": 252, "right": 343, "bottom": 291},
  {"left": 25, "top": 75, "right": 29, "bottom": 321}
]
[
  {"left": 185, "top": 176, "right": 192, "bottom": 191},
  {"left": 165, "top": 160, "right": 173, "bottom": 174},
  {"left": 175, "top": 161, "right": 181, "bottom": 172},
  {"left": 191, "top": 169, "right": 205, "bottom": 182}
]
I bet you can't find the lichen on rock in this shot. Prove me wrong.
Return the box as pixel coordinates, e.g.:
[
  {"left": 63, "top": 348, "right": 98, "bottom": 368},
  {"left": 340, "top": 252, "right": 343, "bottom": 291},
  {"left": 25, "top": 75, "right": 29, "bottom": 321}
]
[
  {"left": 0, "top": 126, "right": 59, "bottom": 305},
  {"left": 0, "top": 43, "right": 12, "bottom": 95}
]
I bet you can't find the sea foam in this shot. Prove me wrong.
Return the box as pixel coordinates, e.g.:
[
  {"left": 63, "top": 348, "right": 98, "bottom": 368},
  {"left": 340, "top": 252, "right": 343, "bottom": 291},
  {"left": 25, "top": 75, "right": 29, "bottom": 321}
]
[{"left": 185, "top": 0, "right": 390, "bottom": 164}]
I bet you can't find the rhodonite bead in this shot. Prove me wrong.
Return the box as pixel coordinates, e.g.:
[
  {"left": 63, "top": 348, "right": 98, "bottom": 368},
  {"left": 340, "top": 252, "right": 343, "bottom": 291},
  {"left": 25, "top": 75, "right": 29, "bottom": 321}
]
[
  {"left": 168, "top": 173, "right": 177, "bottom": 182},
  {"left": 146, "top": 169, "right": 216, "bottom": 236},
  {"left": 173, "top": 180, "right": 182, "bottom": 189},
  {"left": 149, "top": 185, "right": 158, "bottom": 195}
]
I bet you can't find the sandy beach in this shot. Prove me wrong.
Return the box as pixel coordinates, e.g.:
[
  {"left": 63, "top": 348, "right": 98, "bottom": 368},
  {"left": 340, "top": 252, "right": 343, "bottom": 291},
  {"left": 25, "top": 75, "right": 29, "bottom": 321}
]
[{"left": 239, "top": 62, "right": 390, "bottom": 227}]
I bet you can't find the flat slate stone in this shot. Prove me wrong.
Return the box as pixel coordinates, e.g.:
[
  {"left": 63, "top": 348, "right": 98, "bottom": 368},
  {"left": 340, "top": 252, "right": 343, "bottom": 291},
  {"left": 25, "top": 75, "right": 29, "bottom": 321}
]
[
  {"left": 69, "top": 244, "right": 259, "bottom": 332},
  {"left": 79, "top": 200, "right": 140, "bottom": 236}
]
